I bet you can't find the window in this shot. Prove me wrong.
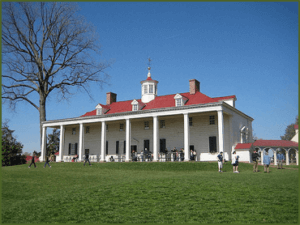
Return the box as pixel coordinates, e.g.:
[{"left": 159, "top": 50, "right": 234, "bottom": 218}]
[
  {"left": 69, "top": 143, "right": 78, "bottom": 155},
  {"left": 144, "top": 121, "right": 149, "bottom": 130},
  {"left": 189, "top": 117, "right": 193, "bottom": 126},
  {"left": 209, "top": 116, "right": 215, "bottom": 125},
  {"left": 120, "top": 124, "right": 124, "bottom": 131},
  {"left": 72, "top": 128, "right": 76, "bottom": 135},
  {"left": 209, "top": 136, "right": 217, "bottom": 153},
  {"left": 176, "top": 99, "right": 182, "bottom": 106},
  {"left": 160, "top": 120, "right": 166, "bottom": 128},
  {"left": 133, "top": 104, "right": 138, "bottom": 111},
  {"left": 144, "top": 85, "right": 148, "bottom": 94},
  {"left": 149, "top": 84, "right": 154, "bottom": 94},
  {"left": 96, "top": 108, "right": 102, "bottom": 115},
  {"left": 86, "top": 126, "right": 90, "bottom": 134},
  {"left": 160, "top": 139, "right": 166, "bottom": 152}
]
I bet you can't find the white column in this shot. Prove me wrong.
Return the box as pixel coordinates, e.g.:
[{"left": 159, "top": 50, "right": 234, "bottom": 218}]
[
  {"left": 40, "top": 126, "right": 47, "bottom": 162},
  {"left": 100, "top": 121, "right": 106, "bottom": 162},
  {"left": 218, "top": 110, "right": 224, "bottom": 153},
  {"left": 184, "top": 113, "right": 190, "bottom": 161},
  {"left": 153, "top": 116, "right": 159, "bottom": 161},
  {"left": 274, "top": 149, "right": 278, "bottom": 166},
  {"left": 125, "top": 119, "right": 131, "bottom": 162},
  {"left": 261, "top": 149, "right": 264, "bottom": 165},
  {"left": 286, "top": 149, "right": 289, "bottom": 165},
  {"left": 58, "top": 125, "right": 65, "bottom": 162},
  {"left": 78, "top": 123, "right": 84, "bottom": 162}
]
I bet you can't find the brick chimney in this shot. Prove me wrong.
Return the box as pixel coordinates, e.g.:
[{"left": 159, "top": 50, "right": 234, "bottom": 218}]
[
  {"left": 106, "top": 92, "right": 117, "bottom": 105},
  {"left": 189, "top": 79, "right": 200, "bottom": 94}
]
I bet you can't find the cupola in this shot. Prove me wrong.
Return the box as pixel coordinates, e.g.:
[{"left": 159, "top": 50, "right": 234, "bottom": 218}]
[{"left": 140, "top": 67, "right": 158, "bottom": 103}]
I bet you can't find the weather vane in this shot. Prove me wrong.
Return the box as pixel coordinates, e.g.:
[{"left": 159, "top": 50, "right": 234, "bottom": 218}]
[{"left": 148, "top": 57, "right": 152, "bottom": 69}]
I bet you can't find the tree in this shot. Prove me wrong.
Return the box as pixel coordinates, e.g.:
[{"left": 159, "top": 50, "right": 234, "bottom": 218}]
[
  {"left": 2, "top": 121, "right": 26, "bottom": 166},
  {"left": 280, "top": 116, "right": 298, "bottom": 141},
  {"left": 2, "top": 2, "right": 110, "bottom": 149},
  {"left": 46, "top": 128, "right": 60, "bottom": 156}
]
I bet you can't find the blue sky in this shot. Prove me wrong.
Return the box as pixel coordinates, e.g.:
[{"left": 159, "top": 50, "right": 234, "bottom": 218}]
[{"left": 2, "top": 2, "right": 298, "bottom": 154}]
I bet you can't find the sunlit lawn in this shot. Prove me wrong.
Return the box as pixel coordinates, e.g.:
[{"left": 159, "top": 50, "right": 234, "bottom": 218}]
[{"left": 2, "top": 161, "right": 298, "bottom": 223}]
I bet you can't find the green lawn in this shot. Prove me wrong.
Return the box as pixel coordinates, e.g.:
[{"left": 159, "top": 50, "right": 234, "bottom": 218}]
[{"left": 2, "top": 161, "right": 298, "bottom": 224}]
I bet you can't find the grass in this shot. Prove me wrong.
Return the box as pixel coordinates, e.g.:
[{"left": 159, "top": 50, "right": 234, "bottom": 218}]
[{"left": 2, "top": 161, "right": 298, "bottom": 224}]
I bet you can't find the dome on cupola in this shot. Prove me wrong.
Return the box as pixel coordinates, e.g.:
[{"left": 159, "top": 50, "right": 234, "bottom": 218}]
[{"left": 140, "top": 66, "right": 158, "bottom": 103}]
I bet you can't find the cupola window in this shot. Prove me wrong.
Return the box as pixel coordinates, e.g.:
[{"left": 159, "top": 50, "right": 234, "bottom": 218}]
[{"left": 149, "top": 84, "right": 154, "bottom": 94}]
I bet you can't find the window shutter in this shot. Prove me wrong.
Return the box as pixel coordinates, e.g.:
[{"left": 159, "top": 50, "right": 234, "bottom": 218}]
[
  {"left": 124, "top": 141, "right": 126, "bottom": 154},
  {"left": 106, "top": 141, "right": 108, "bottom": 155},
  {"left": 69, "top": 143, "right": 71, "bottom": 155},
  {"left": 116, "top": 141, "right": 119, "bottom": 154},
  {"left": 75, "top": 143, "right": 78, "bottom": 155}
]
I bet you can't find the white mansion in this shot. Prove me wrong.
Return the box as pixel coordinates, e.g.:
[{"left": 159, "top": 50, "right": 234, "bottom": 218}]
[{"left": 41, "top": 67, "right": 254, "bottom": 162}]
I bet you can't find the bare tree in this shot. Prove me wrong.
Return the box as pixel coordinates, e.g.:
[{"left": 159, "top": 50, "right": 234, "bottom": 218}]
[{"left": 2, "top": 2, "right": 110, "bottom": 147}]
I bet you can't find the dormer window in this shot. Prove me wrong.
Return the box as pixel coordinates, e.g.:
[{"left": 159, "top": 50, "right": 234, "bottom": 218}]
[
  {"left": 131, "top": 99, "right": 145, "bottom": 111},
  {"left": 176, "top": 99, "right": 182, "bottom": 107},
  {"left": 95, "top": 104, "right": 109, "bottom": 115},
  {"left": 174, "top": 94, "right": 188, "bottom": 107},
  {"left": 96, "top": 108, "right": 102, "bottom": 115}
]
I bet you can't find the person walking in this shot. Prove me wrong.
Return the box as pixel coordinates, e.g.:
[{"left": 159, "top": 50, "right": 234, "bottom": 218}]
[
  {"left": 277, "top": 151, "right": 284, "bottom": 169},
  {"left": 232, "top": 151, "right": 239, "bottom": 173},
  {"left": 252, "top": 150, "right": 260, "bottom": 172},
  {"left": 44, "top": 155, "right": 51, "bottom": 168},
  {"left": 217, "top": 152, "right": 224, "bottom": 173},
  {"left": 83, "top": 152, "right": 92, "bottom": 166},
  {"left": 263, "top": 151, "right": 271, "bottom": 173},
  {"left": 28, "top": 155, "right": 37, "bottom": 168}
]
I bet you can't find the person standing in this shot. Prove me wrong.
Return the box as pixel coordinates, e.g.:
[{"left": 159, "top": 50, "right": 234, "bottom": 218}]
[
  {"left": 232, "top": 151, "right": 239, "bottom": 173},
  {"left": 217, "top": 152, "right": 224, "bottom": 173},
  {"left": 263, "top": 151, "right": 271, "bottom": 173},
  {"left": 28, "top": 155, "right": 37, "bottom": 168},
  {"left": 277, "top": 151, "right": 284, "bottom": 169},
  {"left": 252, "top": 150, "right": 260, "bottom": 172},
  {"left": 44, "top": 155, "right": 51, "bottom": 168},
  {"left": 83, "top": 152, "right": 92, "bottom": 166},
  {"left": 140, "top": 150, "right": 144, "bottom": 162}
]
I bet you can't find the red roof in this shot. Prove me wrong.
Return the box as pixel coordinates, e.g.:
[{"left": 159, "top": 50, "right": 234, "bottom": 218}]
[
  {"left": 253, "top": 140, "right": 298, "bottom": 148},
  {"left": 235, "top": 143, "right": 253, "bottom": 149},
  {"left": 81, "top": 92, "right": 236, "bottom": 117},
  {"left": 295, "top": 124, "right": 298, "bottom": 130}
]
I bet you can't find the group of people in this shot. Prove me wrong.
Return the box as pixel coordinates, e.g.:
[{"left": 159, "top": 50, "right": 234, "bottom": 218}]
[
  {"left": 217, "top": 151, "right": 239, "bottom": 173},
  {"left": 252, "top": 149, "right": 285, "bottom": 173},
  {"left": 28, "top": 152, "right": 92, "bottom": 168},
  {"left": 217, "top": 149, "right": 287, "bottom": 173},
  {"left": 28, "top": 154, "right": 52, "bottom": 168}
]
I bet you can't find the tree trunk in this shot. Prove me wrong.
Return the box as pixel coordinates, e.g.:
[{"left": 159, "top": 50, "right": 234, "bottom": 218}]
[{"left": 39, "top": 94, "right": 47, "bottom": 154}]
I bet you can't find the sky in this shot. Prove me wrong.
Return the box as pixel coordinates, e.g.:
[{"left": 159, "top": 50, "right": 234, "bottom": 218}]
[{"left": 2, "top": 2, "right": 298, "bottom": 154}]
